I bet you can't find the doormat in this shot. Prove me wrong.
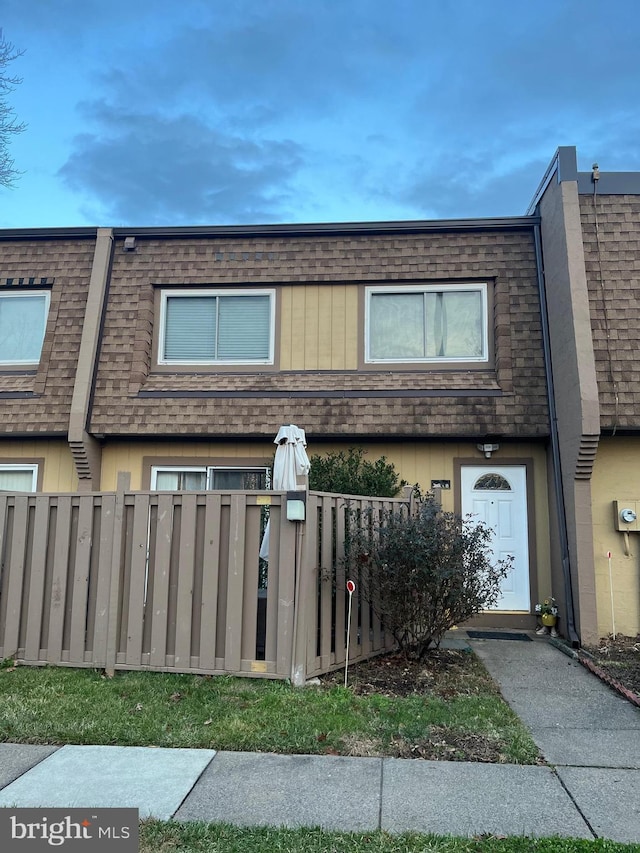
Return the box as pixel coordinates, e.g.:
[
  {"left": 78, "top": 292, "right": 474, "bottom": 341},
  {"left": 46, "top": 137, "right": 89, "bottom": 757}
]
[{"left": 466, "top": 631, "right": 532, "bottom": 641}]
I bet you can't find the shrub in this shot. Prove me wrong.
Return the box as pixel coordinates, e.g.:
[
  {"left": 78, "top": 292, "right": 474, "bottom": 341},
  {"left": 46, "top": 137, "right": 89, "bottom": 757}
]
[
  {"left": 344, "top": 494, "right": 512, "bottom": 659},
  {"left": 308, "top": 447, "right": 406, "bottom": 497}
]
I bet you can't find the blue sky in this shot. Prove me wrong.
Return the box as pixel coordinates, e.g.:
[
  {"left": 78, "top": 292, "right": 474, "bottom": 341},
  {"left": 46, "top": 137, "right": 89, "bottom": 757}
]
[{"left": 2, "top": 0, "right": 640, "bottom": 228}]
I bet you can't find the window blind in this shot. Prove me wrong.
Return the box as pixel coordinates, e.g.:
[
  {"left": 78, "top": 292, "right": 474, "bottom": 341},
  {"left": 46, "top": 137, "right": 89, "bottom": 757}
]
[
  {"left": 162, "top": 292, "right": 271, "bottom": 362},
  {"left": 164, "top": 296, "right": 217, "bottom": 361},
  {"left": 218, "top": 295, "right": 271, "bottom": 359}
]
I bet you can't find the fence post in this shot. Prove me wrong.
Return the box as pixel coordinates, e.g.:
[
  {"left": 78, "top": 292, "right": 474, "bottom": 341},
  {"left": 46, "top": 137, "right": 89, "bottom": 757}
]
[
  {"left": 104, "top": 472, "right": 129, "bottom": 676},
  {"left": 1, "top": 495, "right": 28, "bottom": 660},
  {"left": 290, "top": 493, "right": 315, "bottom": 686}
]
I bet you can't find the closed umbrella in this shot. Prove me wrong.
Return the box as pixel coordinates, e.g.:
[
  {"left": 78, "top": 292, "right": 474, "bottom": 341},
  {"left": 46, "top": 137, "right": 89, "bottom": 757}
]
[{"left": 259, "top": 424, "right": 311, "bottom": 560}]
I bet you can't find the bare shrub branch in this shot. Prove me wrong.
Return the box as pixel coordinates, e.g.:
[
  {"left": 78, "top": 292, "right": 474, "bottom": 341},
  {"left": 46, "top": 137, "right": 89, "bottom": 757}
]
[{"left": 345, "top": 494, "right": 513, "bottom": 659}]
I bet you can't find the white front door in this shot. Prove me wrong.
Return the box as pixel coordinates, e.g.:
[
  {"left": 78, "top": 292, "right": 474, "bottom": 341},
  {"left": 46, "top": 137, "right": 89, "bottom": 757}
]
[{"left": 461, "top": 465, "right": 531, "bottom": 612}]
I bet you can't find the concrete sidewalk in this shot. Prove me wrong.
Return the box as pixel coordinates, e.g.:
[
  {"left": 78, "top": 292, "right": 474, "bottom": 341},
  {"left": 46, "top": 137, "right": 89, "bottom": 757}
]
[{"left": 0, "top": 636, "right": 638, "bottom": 842}]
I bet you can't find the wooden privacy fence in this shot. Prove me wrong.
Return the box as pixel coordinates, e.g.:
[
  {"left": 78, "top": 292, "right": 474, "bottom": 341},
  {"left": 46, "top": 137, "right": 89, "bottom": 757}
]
[{"left": 0, "top": 486, "right": 410, "bottom": 683}]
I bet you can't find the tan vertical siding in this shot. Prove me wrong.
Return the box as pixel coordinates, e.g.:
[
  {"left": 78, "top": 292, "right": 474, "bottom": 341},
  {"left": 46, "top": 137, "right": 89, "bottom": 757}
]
[
  {"left": 344, "top": 285, "right": 359, "bottom": 368},
  {"left": 280, "top": 284, "right": 359, "bottom": 370},
  {"left": 303, "top": 285, "right": 319, "bottom": 368},
  {"left": 0, "top": 440, "right": 77, "bottom": 492},
  {"left": 101, "top": 441, "right": 274, "bottom": 490},
  {"left": 591, "top": 437, "right": 640, "bottom": 637},
  {"left": 289, "top": 287, "right": 307, "bottom": 367},
  {"left": 330, "top": 286, "right": 346, "bottom": 369},
  {"left": 279, "top": 287, "right": 293, "bottom": 370}
]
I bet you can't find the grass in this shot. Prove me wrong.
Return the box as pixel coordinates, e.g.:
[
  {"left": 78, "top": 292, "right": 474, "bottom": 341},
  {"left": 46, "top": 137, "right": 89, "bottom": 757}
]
[
  {"left": 0, "top": 653, "right": 539, "bottom": 763},
  {"left": 139, "top": 821, "right": 640, "bottom": 853}
]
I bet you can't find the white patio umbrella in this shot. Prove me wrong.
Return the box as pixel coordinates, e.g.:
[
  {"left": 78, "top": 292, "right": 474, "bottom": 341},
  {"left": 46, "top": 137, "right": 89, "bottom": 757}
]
[{"left": 259, "top": 424, "right": 311, "bottom": 561}]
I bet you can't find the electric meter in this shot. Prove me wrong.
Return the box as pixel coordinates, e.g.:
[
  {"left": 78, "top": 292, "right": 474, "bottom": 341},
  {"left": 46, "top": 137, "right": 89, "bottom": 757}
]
[{"left": 620, "top": 508, "right": 637, "bottom": 524}]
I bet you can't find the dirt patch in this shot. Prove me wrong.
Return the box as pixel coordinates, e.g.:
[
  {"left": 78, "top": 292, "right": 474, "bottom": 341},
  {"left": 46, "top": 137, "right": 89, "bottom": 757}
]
[
  {"left": 320, "top": 649, "right": 499, "bottom": 699},
  {"left": 340, "top": 734, "right": 385, "bottom": 757},
  {"left": 389, "top": 728, "right": 510, "bottom": 763},
  {"left": 583, "top": 634, "right": 640, "bottom": 699}
]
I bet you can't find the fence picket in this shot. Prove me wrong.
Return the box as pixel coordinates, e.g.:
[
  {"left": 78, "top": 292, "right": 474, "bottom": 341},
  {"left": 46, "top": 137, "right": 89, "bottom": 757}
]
[
  {"left": 105, "top": 475, "right": 129, "bottom": 675},
  {"left": 241, "top": 499, "right": 260, "bottom": 662},
  {"left": 174, "top": 493, "right": 197, "bottom": 667},
  {"left": 224, "top": 494, "right": 246, "bottom": 672},
  {"left": 319, "top": 495, "right": 333, "bottom": 670},
  {"left": 69, "top": 497, "right": 94, "bottom": 663},
  {"left": 148, "top": 493, "right": 173, "bottom": 667},
  {"left": 92, "top": 494, "right": 115, "bottom": 666},
  {"left": 47, "top": 496, "right": 72, "bottom": 663},
  {"left": 23, "top": 498, "right": 50, "bottom": 661},
  {"left": 333, "top": 498, "right": 346, "bottom": 666},
  {"left": 124, "top": 494, "right": 151, "bottom": 666},
  {"left": 359, "top": 500, "right": 372, "bottom": 657},
  {"left": 302, "top": 494, "right": 319, "bottom": 680},
  {"left": 263, "top": 499, "right": 279, "bottom": 666},
  {"left": 199, "top": 493, "right": 221, "bottom": 669},
  {"left": 0, "top": 494, "right": 9, "bottom": 658},
  {"left": 3, "top": 496, "right": 29, "bottom": 659}
]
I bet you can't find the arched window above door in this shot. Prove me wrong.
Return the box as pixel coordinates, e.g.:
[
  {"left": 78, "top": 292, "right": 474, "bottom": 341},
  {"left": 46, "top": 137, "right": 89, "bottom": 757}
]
[{"left": 473, "top": 473, "right": 512, "bottom": 491}]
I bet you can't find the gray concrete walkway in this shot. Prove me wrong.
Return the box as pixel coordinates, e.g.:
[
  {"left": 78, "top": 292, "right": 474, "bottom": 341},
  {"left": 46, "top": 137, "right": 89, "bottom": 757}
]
[
  {"left": 471, "top": 636, "right": 640, "bottom": 843},
  {"left": 0, "top": 635, "right": 638, "bottom": 842}
]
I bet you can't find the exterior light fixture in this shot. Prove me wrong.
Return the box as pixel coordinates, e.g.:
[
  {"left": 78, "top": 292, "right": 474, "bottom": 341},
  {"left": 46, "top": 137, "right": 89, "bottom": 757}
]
[
  {"left": 286, "top": 490, "right": 306, "bottom": 522},
  {"left": 477, "top": 443, "right": 500, "bottom": 459}
]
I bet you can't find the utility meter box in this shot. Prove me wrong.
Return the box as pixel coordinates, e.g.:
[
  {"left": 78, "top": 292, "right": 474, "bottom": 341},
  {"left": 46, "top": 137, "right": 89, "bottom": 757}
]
[{"left": 614, "top": 500, "right": 640, "bottom": 531}]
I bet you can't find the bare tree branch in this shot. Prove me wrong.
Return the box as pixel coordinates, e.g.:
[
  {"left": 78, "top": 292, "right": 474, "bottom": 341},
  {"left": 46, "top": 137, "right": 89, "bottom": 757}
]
[{"left": 0, "top": 29, "right": 26, "bottom": 189}]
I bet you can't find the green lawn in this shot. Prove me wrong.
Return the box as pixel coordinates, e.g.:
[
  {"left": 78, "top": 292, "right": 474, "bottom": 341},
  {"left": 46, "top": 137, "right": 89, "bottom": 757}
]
[
  {"left": 0, "top": 652, "right": 539, "bottom": 763},
  {"left": 139, "top": 822, "right": 638, "bottom": 853}
]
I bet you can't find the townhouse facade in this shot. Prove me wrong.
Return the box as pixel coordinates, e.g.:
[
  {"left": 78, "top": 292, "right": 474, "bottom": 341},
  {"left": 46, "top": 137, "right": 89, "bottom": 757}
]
[{"left": 0, "top": 145, "right": 638, "bottom": 643}]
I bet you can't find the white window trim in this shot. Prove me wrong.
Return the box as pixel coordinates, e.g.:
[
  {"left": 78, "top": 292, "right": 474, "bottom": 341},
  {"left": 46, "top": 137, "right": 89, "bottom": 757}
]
[
  {"left": 364, "top": 282, "right": 488, "bottom": 364},
  {"left": 0, "top": 463, "right": 38, "bottom": 491},
  {"left": 151, "top": 465, "right": 270, "bottom": 490},
  {"left": 157, "top": 288, "right": 276, "bottom": 365},
  {"left": 0, "top": 289, "right": 51, "bottom": 365},
  {"left": 151, "top": 466, "right": 207, "bottom": 489}
]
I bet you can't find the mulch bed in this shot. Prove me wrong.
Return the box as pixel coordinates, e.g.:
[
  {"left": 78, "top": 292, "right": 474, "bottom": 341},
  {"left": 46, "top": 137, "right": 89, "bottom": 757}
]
[
  {"left": 582, "top": 634, "right": 640, "bottom": 703},
  {"left": 320, "top": 649, "right": 494, "bottom": 699}
]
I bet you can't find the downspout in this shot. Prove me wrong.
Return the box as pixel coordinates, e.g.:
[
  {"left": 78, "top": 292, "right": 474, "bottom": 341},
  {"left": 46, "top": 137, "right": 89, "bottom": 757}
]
[{"left": 534, "top": 223, "right": 580, "bottom": 647}]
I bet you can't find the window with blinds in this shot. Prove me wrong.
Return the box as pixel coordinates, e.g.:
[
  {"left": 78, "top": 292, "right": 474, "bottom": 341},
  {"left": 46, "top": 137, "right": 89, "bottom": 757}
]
[
  {"left": 159, "top": 289, "right": 274, "bottom": 364},
  {"left": 365, "top": 283, "right": 488, "bottom": 363},
  {"left": 0, "top": 291, "right": 50, "bottom": 364}
]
